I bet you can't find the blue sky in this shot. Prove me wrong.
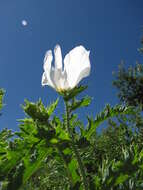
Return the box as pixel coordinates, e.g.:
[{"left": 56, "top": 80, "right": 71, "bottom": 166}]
[{"left": 0, "top": 0, "right": 143, "bottom": 130}]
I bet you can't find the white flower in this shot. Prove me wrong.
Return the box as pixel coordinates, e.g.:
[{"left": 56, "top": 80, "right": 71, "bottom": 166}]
[{"left": 42, "top": 45, "right": 91, "bottom": 92}]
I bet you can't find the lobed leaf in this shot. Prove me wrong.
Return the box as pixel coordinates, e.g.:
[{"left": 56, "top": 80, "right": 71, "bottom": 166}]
[{"left": 85, "top": 104, "right": 134, "bottom": 140}]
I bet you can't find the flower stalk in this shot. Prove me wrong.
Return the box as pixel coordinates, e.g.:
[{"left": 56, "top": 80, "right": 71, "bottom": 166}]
[{"left": 64, "top": 100, "right": 89, "bottom": 190}]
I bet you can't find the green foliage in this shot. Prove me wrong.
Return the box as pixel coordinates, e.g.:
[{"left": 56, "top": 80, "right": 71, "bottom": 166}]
[
  {"left": 85, "top": 104, "right": 133, "bottom": 140},
  {"left": 69, "top": 96, "right": 91, "bottom": 111},
  {"left": 0, "top": 77, "right": 143, "bottom": 190},
  {"left": 0, "top": 89, "right": 4, "bottom": 111},
  {"left": 61, "top": 85, "right": 87, "bottom": 101},
  {"left": 113, "top": 36, "right": 143, "bottom": 107},
  {"left": 138, "top": 35, "right": 143, "bottom": 53},
  {"left": 113, "top": 62, "right": 143, "bottom": 107},
  {"left": 113, "top": 37, "right": 143, "bottom": 108},
  {"left": 92, "top": 144, "right": 143, "bottom": 190},
  {"left": 1, "top": 33, "right": 143, "bottom": 189},
  {"left": 0, "top": 98, "right": 63, "bottom": 189},
  {"left": 23, "top": 98, "right": 59, "bottom": 123}
]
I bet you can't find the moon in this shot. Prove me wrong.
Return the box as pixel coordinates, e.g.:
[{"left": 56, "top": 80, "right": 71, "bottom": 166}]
[{"left": 21, "top": 20, "right": 28, "bottom": 26}]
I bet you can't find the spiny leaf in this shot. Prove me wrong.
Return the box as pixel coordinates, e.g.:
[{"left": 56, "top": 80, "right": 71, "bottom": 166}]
[
  {"left": 55, "top": 125, "right": 70, "bottom": 141},
  {"left": 47, "top": 98, "right": 59, "bottom": 116},
  {"left": 22, "top": 141, "right": 51, "bottom": 185},
  {"left": 23, "top": 99, "right": 49, "bottom": 121},
  {"left": 62, "top": 85, "right": 87, "bottom": 101},
  {"left": 85, "top": 104, "right": 134, "bottom": 140},
  {"left": 23, "top": 98, "right": 59, "bottom": 123},
  {"left": 70, "top": 96, "right": 91, "bottom": 111}
]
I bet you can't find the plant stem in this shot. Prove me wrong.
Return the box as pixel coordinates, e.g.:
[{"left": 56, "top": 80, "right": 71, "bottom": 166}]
[{"left": 65, "top": 100, "right": 89, "bottom": 190}]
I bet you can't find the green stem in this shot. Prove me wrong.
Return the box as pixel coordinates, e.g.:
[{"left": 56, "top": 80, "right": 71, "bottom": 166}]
[{"left": 65, "top": 100, "right": 89, "bottom": 190}]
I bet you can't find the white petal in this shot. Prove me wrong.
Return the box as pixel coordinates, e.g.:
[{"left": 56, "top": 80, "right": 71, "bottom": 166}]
[
  {"left": 64, "top": 46, "right": 91, "bottom": 88},
  {"left": 74, "top": 64, "right": 90, "bottom": 86},
  {"left": 43, "top": 50, "right": 53, "bottom": 71},
  {"left": 50, "top": 69, "right": 69, "bottom": 91},
  {"left": 54, "top": 44, "right": 62, "bottom": 69},
  {"left": 52, "top": 45, "right": 70, "bottom": 91},
  {"left": 59, "top": 70, "right": 70, "bottom": 90},
  {"left": 42, "top": 50, "right": 55, "bottom": 88},
  {"left": 50, "top": 68, "right": 61, "bottom": 90},
  {"left": 41, "top": 72, "right": 48, "bottom": 86}
]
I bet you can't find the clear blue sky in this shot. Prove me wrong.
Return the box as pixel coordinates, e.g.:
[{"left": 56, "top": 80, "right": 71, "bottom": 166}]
[{"left": 0, "top": 0, "right": 143, "bottom": 130}]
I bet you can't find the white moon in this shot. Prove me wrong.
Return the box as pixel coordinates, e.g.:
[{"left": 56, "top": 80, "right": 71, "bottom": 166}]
[{"left": 22, "top": 20, "right": 28, "bottom": 26}]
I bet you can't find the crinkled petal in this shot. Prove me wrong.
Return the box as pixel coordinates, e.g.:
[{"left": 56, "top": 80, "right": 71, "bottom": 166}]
[
  {"left": 42, "top": 50, "right": 55, "bottom": 88},
  {"left": 54, "top": 44, "right": 62, "bottom": 70},
  {"left": 53, "top": 45, "right": 70, "bottom": 91},
  {"left": 64, "top": 45, "right": 91, "bottom": 88},
  {"left": 43, "top": 50, "right": 53, "bottom": 71},
  {"left": 41, "top": 72, "right": 48, "bottom": 86},
  {"left": 50, "top": 69, "right": 70, "bottom": 91}
]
